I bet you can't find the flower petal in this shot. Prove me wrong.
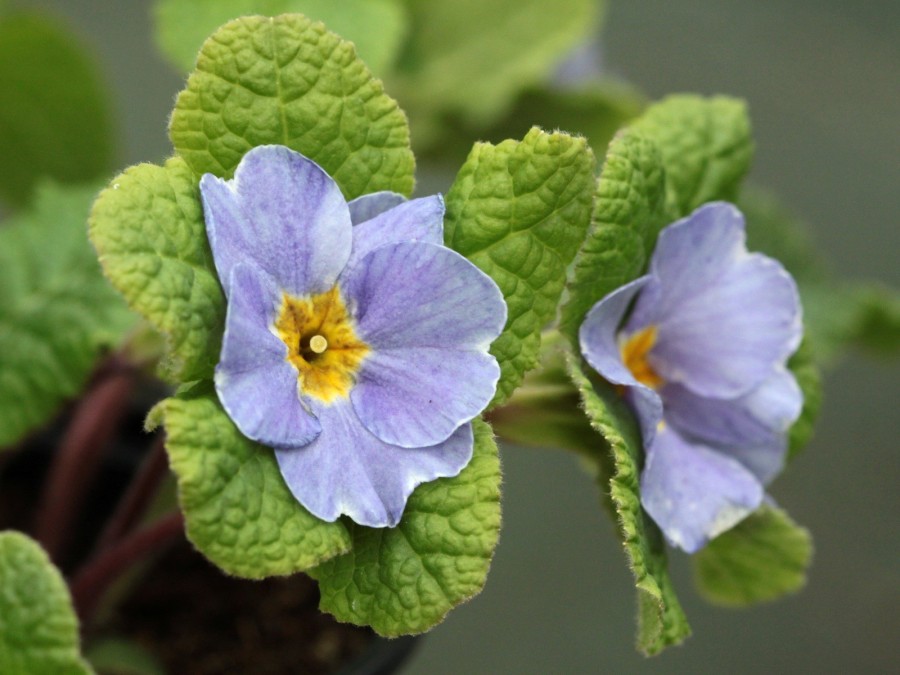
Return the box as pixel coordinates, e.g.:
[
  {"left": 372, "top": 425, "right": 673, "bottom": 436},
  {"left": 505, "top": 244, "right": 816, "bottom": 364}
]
[
  {"left": 342, "top": 241, "right": 506, "bottom": 351},
  {"left": 351, "top": 347, "right": 499, "bottom": 447},
  {"left": 662, "top": 367, "right": 801, "bottom": 484},
  {"left": 214, "top": 264, "right": 321, "bottom": 447},
  {"left": 345, "top": 195, "right": 444, "bottom": 272},
  {"left": 348, "top": 191, "right": 407, "bottom": 224},
  {"left": 640, "top": 426, "right": 763, "bottom": 553},
  {"left": 200, "top": 145, "right": 351, "bottom": 297},
  {"left": 628, "top": 202, "right": 802, "bottom": 398},
  {"left": 579, "top": 276, "right": 663, "bottom": 446},
  {"left": 274, "top": 400, "right": 474, "bottom": 527}
]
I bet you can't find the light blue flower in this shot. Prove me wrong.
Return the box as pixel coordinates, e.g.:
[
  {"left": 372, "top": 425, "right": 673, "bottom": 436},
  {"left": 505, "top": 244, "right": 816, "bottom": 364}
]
[
  {"left": 579, "top": 202, "right": 803, "bottom": 552},
  {"left": 200, "top": 146, "right": 506, "bottom": 528}
]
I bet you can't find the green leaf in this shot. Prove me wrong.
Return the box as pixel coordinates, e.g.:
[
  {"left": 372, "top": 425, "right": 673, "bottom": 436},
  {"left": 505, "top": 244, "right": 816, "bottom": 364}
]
[
  {"left": 0, "top": 531, "right": 93, "bottom": 675},
  {"left": 0, "top": 183, "right": 134, "bottom": 449},
  {"left": 0, "top": 12, "right": 115, "bottom": 207},
  {"left": 85, "top": 639, "right": 163, "bottom": 675},
  {"left": 444, "top": 127, "right": 596, "bottom": 406},
  {"left": 89, "top": 158, "right": 224, "bottom": 383},
  {"left": 169, "top": 14, "right": 415, "bottom": 199},
  {"left": 632, "top": 94, "right": 753, "bottom": 216},
  {"left": 558, "top": 128, "right": 668, "bottom": 345},
  {"left": 147, "top": 382, "right": 351, "bottom": 578},
  {"left": 153, "top": 0, "right": 408, "bottom": 77},
  {"left": 391, "top": 0, "right": 600, "bottom": 142},
  {"left": 693, "top": 505, "right": 812, "bottom": 607},
  {"left": 310, "top": 417, "right": 501, "bottom": 636},
  {"left": 566, "top": 357, "right": 690, "bottom": 655}
]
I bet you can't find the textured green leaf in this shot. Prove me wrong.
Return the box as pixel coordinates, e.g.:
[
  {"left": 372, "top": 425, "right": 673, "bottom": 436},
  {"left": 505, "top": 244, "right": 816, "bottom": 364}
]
[
  {"left": 632, "top": 95, "right": 753, "bottom": 216},
  {"left": 0, "top": 12, "right": 114, "bottom": 206},
  {"left": 391, "top": 0, "right": 599, "bottom": 142},
  {"left": 89, "top": 157, "right": 224, "bottom": 383},
  {"left": 147, "top": 382, "right": 351, "bottom": 578},
  {"left": 693, "top": 505, "right": 812, "bottom": 607},
  {"left": 0, "top": 183, "right": 134, "bottom": 449},
  {"left": 558, "top": 128, "right": 668, "bottom": 345},
  {"left": 0, "top": 531, "right": 92, "bottom": 675},
  {"left": 169, "top": 14, "right": 415, "bottom": 198},
  {"left": 444, "top": 127, "right": 596, "bottom": 406},
  {"left": 85, "top": 639, "right": 163, "bottom": 675},
  {"left": 567, "top": 356, "right": 690, "bottom": 655},
  {"left": 154, "top": 0, "right": 408, "bottom": 76},
  {"left": 742, "top": 187, "right": 900, "bottom": 365},
  {"left": 310, "top": 417, "right": 501, "bottom": 636}
]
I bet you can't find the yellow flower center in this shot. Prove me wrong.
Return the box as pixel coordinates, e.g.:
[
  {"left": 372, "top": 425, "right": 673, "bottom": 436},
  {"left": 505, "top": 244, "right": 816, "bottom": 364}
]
[
  {"left": 619, "top": 325, "right": 664, "bottom": 389},
  {"left": 274, "top": 286, "right": 370, "bottom": 403}
]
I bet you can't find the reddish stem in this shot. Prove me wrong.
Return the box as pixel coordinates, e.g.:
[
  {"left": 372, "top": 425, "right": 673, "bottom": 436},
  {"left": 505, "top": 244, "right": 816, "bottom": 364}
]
[
  {"left": 33, "top": 361, "right": 137, "bottom": 561},
  {"left": 70, "top": 511, "right": 184, "bottom": 625},
  {"left": 93, "top": 434, "right": 169, "bottom": 554}
]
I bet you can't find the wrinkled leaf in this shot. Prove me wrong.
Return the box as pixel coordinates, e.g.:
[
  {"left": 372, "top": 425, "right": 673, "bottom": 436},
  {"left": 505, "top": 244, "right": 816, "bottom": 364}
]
[
  {"left": 310, "top": 418, "right": 501, "bottom": 636},
  {"left": 148, "top": 382, "right": 351, "bottom": 578},
  {"left": 445, "top": 127, "right": 596, "bottom": 406},
  {"left": 0, "top": 531, "right": 93, "bottom": 675}
]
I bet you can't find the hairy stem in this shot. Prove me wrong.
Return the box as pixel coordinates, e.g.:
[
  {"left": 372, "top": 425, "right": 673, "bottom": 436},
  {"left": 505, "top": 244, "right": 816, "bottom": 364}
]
[
  {"left": 33, "top": 357, "right": 137, "bottom": 562},
  {"left": 70, "top": 511, "right": 184, "bottom": 626}
]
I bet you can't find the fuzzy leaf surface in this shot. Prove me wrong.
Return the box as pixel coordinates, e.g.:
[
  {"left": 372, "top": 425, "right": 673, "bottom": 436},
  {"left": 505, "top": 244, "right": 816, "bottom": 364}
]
[
  {"left": 567, "top": 357, "right": 690, "bottom": 654},
  {"left": 445, "top": 127, "right": 595, "bottom": 406},
  {"left": 310, "top": 418, "right": 501, "bottom": 636},
  {"left": 148, "top": 382, "right": 351, "bottom": 578},
  {"left": 0, "top": 531, "right": 92, "bottom": 675},
  {"left": 558, "top": 128, "right": 667, "bottom": 345},
  {"left": 154, "top": 0, "right": 407, "bottom": 76},
  {"left": 169, "top": 14, "right": 415, "bottom": 198},
  {"left": 89, "top": 158, "right": 224, "bottom": 383},
  {"left": 632, "top": 94, "right": 753, "bottom": 215},
  {"left": 0, "top": 12, "right": 114, "bottom": 206},
  {"left": 0, "top": 183, "right": 134, "bottom": 448},
  {"left": 693, "top": 505, "right": 812, "bottom": 606}
]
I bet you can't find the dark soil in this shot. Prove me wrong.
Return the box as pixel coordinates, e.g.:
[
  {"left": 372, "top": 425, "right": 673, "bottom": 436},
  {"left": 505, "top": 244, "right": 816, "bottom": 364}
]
[{"left": 106, "top": 541, "right": 375, "bottom": 675}]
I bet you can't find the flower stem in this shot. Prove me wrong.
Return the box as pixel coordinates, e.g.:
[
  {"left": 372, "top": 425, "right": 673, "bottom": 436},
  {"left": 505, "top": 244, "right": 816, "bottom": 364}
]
[
  {"left": 92, "top": 434, "right": 169, "bottom": 555},
  {"left": 33, "top": 357, "right": 137, "bottom": 562},
  {"left": 70, "top": 511, "right": 184, "bottom": 626}
]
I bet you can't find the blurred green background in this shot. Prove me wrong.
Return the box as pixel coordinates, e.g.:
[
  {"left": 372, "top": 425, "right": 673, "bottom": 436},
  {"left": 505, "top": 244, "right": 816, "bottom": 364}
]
[{"left": 17, "top": 0, "right": 898, "bottom": 672}]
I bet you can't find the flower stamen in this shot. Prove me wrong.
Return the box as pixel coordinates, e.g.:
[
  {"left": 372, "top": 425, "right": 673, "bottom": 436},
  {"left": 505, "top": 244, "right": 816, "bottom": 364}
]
[
  {"left": 308, "top": 334, "right": 328, "bottom": 354},
  {"left": 620, "top": 326, "right": 664, "bottom": 389}
]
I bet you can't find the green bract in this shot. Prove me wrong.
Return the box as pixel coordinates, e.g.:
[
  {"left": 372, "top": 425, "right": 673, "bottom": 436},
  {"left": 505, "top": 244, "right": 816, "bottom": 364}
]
[
  {"left": 154, "top": 0, "right": 408, "bottom": 76},
  {"left": 0, "top": 183, "right": 133, "bottom": 449},
  {"left": 445, "top": 127, "right": 596, "bottom": 406},
  {"left": 0, "top": 11, "right": 114, "bottom": 207},
  {"left": 310, "top": 418, "right": 501, "bottom": 635},
  {"left": 168, "top": 14, "right": 415, "bottom": 197},
  {"left": 0, "top": 532, "right": 92, "bottom": 675}
]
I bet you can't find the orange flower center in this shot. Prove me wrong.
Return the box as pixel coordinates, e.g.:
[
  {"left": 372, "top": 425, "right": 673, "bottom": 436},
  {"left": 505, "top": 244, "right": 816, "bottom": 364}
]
[
  {"left": 274, "top": 286, "right": 370, "bottom": 403},
  {"left": 619, "top": 325, "right": 664, "bottom": 389}
]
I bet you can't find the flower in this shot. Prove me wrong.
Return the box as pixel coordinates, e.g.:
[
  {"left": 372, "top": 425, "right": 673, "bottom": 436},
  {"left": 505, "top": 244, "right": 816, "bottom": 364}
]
[
  {"left": 199, "top": 146, "right": 506, "bottom": 528},
  {"left": 579, "top": 202, "right": 803, "bottom": 552}
]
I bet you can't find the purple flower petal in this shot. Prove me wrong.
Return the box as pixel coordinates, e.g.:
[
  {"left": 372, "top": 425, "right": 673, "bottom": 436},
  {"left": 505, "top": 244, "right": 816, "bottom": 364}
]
[
  {"left": 579, "top": 276, "right": 663, "bottom": 446},
  {"left": 662, "top": 367, "right": 801, "bottom": 484},
  {"left": 640, "top": 426, "right": 763, "bottom": 553},
  {"left": 215, "top": 264, "right": 321, "bottom": 447},
  {"left": 274, "top": 400, "right": 474, "bottom": 527},
  {"left": 627, "top": 202, "right": 802, "bottom": 398},
  {"left": 348, "top": 191, "right": 407, "bottom": 224},
  {"left": 340, "top": 242, "right": 504, "bottom": 446},
  {"left": 345, "top": 195, "right": 444, "bottom": 272},
  {"left": 200, "top": 145, "right": 351, "bottom": 297}
]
